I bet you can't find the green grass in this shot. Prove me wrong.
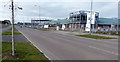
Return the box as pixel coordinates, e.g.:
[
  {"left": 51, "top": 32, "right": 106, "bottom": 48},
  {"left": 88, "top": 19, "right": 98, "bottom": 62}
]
[
  {"left": 2, "top": 32, "right": 21, "bottom": 35},
  {"left": 38, "top": 29, "right": 50, "bottom": 31},
  {"left": 2, "top": 42, "right": 49, "bottom": 62},
  {"left": 0, "top": 42, "right": 2, "bottom": 62},
  {"left": 2, "top": 27, "right": 21, "bottom": 35},
  {"left": 94, "top": 31, "right": 119, "bottom": 36},
  {"left": 8, "top": 27, "right": 17, "bottom": 31},
  {"left": 76, "top": 34, "right": 117, "bottom": 39},
  {"left": 0, "top": 25, "right": 2, "bottom": 28}
]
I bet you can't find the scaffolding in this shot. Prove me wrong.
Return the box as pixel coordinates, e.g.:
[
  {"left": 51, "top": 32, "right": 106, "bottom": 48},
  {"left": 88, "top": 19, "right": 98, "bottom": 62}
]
[{"left": 69, "top": 10, "right": 99, "bottom": 32}]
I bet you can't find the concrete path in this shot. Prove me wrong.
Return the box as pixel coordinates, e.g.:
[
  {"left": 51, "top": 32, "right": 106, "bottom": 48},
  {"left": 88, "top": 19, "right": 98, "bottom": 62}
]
[
  {"left": 2, "top": 25, "right": 12, "bottom": 32},
  {"left": 0, "top": 25, "right": 11, "bottom": 42},
  {"left": 55, "top": 31, "right": 118, "bottom": 38},
  {"left": 2, "top": 35, "right": 29, "bottom": 42},
  {"left": 1, "top": 26, "right": 28, "bottom": 42}
]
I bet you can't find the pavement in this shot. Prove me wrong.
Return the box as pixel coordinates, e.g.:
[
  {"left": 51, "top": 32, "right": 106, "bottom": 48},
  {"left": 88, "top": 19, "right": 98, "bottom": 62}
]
[
  {"left": 55, "top": 31, "right": 118, "bottom": 38},
  {"left": 1, "top": 26, "right": 28, "bottom": 42},
  {"left": 91, "top": 33, "right": 118, "bottom": 38},
  {"left": 2, "top": 25, "right": 12, "bottom": 32},
  {"left": 16, "top": 26, "right": 118, "bottom": 60},
  {"left": 0, "top": 25, "right": 12, "bottom": 42},
  {"left": 0, "top": 25, "right": 11, "bottom": 34},
  {"left": 2, "top": 35, "right": 29, "bottom": 42}
]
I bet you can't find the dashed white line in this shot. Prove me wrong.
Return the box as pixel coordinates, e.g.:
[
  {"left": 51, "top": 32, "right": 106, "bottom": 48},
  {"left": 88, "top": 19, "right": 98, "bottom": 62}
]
[
  {"left": 88, "top": 45, "right": 118, "bottom": 56},
  {"left": 17, "top": 26, "right": 118, "bottom": 60}
]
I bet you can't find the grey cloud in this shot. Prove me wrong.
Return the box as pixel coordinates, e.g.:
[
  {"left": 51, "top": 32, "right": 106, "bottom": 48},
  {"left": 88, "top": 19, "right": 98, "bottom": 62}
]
[{"left": 0, "top": 2, "right": 118, "bottom": 23}]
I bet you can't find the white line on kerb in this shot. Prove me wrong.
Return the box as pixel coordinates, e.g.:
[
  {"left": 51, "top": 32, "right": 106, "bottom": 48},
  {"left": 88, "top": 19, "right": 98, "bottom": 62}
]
[
  {"left": 88, "top": 46, "right": 118, "bottom": 56},
  {"left": 16, "top": 27, "right": 51, "bottom": 60}
]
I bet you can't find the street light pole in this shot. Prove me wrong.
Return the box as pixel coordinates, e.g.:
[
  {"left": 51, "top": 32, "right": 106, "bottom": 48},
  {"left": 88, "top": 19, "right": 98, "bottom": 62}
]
[
  {"left": 39, "top": 6, "right": 40, "bottom": 19},
  {"left": 35, "top": 5, "right": 40, "bottom": 19},
  {"left": 11, "top": 0, "right": 15, "bottom": 56},
  {"left": 89, "top": 0, "right": 92, "bottom": 35}
]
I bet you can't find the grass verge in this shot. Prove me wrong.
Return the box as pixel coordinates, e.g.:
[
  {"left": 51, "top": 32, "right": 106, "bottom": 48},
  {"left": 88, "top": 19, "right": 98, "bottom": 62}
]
[
  {"left": 8, "top": 27, "right": 17, "bottom": 31},
  {"left": 2, "top": 42, "right": 49, "bottom": 62},
  {"left": 76, "top": 34, "right": 117, "bottom": 39},
  {"left": 2, "top": 27, "right": 21, "bottom": 35},
  {"left": 38, "top": 29, "right": 50, "bottom": 31},
  {"left": 2, "top": 32, "right": 21, "bottom": 35},
  {"left": 0, "top": 42, "right": 2, "bottom": 62}
]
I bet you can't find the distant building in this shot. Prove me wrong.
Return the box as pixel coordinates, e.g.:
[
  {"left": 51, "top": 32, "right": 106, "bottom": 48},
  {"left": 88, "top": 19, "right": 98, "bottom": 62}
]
[{"left": 31, "top": 19, "right": 51, "bottom": 29}]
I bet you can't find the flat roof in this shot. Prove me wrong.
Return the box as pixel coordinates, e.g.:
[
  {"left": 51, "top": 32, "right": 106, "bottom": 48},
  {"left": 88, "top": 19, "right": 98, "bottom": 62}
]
[
  {"left": 98, "top": 18, "right": 118, "bottom": 24},
  {"left": 70, "top": 10, "right": 99, "bottom": 14},
  {"left": 31, "top": 20, "right": 51, "bottom": 21}
]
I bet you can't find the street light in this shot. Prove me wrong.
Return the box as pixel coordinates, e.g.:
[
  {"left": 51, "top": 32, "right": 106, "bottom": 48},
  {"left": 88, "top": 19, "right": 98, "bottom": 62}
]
[
  {"left": 11, "top": 0, "right": 15, "bottom": 56},
  {"left": 89, "top": 0, "right": 93, "bottom": 35},
  {"left": 34, "top": 5, "right": 40, "bottom": 19},
  {"left": 11, "top": 0, "right": 22, "bottom": 56}
]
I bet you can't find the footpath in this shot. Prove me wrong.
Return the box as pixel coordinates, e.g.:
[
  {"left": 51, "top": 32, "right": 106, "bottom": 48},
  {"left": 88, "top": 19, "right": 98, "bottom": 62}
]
[
  {"left": 2, "top": 26, "right": 29, "bottom": 42},
  {"left": 53, "top": 30, "right": 118, "bottom": 38}
]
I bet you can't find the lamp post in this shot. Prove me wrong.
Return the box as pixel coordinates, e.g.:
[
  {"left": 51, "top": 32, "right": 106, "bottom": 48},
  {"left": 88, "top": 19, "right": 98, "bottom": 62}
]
[
  {"left": 11, "top": 0, "right": 15, "bottom": 56},
  {"left": 10, "top": 0, "right": 22, "bottom": 56},
  {"left": 38, "top": 6, "right": 40, "bottom": 19},
  {"left": 89, "top": 0, "right": 93, "bottom": 35},
  {"left": 35, "top": 5, "right": 40, "bottom": 19}
]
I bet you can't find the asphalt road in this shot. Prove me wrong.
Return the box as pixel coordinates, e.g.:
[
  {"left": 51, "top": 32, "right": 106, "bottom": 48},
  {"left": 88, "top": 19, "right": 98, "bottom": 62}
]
[{"left": 16, "top": 26, "right": 118, "bottom": 60}]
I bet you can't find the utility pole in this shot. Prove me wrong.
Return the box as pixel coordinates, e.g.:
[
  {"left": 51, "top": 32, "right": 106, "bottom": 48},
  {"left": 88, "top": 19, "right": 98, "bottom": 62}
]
[
  {"left": 11, "top": 0, "right": 15, "bottom": 56},
  {"left": 34, "top": 5, "right": 40, "bottom": 19},
  {"left": 39, "top": 6, "right": 40, "bottom": 19},
  {"left": 89, "top": 0, "right": 92, "bottom": 35}
]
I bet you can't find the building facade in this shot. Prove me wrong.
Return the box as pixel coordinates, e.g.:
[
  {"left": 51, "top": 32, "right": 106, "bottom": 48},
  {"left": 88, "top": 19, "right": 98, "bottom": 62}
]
[{"left": 68, "top": 10, "right": 99, "bottom": 32}]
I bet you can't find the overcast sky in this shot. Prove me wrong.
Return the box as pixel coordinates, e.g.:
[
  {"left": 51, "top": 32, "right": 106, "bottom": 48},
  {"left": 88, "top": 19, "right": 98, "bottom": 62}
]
[{"left": 0, "top": 0, "right": 119, "bottom": 23}]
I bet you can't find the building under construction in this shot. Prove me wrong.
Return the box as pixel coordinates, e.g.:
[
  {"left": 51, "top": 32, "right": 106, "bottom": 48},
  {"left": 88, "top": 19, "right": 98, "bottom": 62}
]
[
  {"left": 68, "top": 10, "right": 99, "bottom": 32},
  {"left": 29, "top": 10, "right": 118, "bottom": 32}
]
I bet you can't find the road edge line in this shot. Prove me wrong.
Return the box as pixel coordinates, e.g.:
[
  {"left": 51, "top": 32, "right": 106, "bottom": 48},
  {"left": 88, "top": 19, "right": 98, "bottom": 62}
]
[{"left": 16, "top": 26, "right": 51, "bottom": 60}]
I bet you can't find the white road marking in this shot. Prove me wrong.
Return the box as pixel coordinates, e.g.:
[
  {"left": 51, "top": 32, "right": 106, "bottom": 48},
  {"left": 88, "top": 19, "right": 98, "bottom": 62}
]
[
  {"left": 55, "top": 31, "right": 118, "bottom": 44},
  {"left": 17, "top": 26, "right": 118, "bottom": 60},
  {"left": 16, "top": 26, "right": 51, "bottom": 60},
  {"left": 88, "top": 45, "right": 118, "bottom": 56}
]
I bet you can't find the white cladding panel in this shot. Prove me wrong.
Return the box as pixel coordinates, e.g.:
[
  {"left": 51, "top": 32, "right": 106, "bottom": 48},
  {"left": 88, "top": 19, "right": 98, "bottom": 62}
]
[
  {"left": 44, "top": 25, "right": 49, "bottom": 28},
  {"left": 85, "top": 12, "right": 96, "bottom": 31},
  {"left": 87, "top": 12, "right": 96, "bottom": 24}
]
